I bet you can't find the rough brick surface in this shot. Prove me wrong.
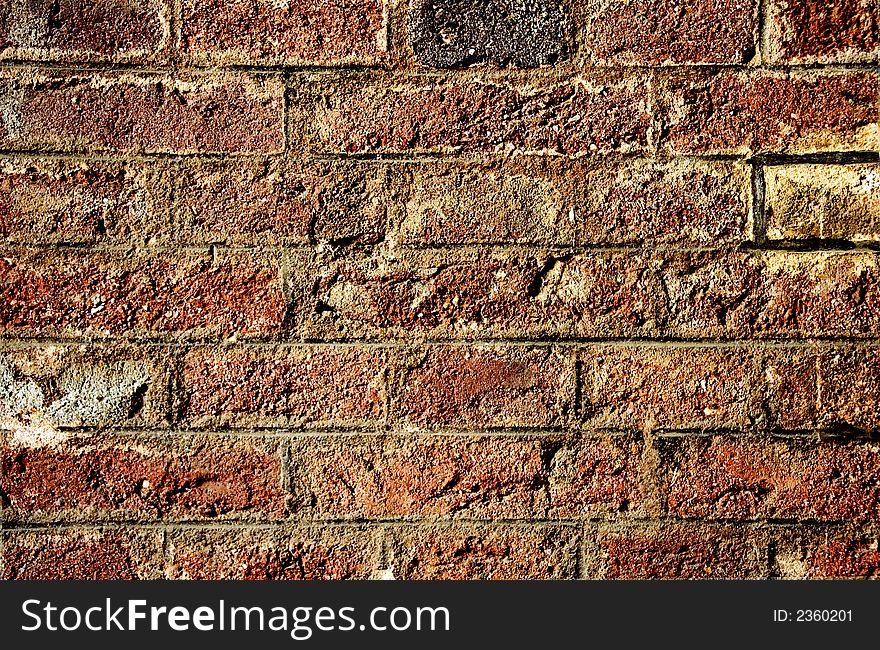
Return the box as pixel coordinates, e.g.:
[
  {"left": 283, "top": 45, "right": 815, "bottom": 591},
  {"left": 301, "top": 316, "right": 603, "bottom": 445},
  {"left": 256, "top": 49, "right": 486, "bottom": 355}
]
[
  {"left": 409, "top": 0, "right": 566, "bottom": 68},
  {"left": 181, "top": 0, "right": 386, "bottom": 65},
  {"left": 819, "top": 348, "right": 880, "bottom": 432},
  {"left": 0, "top": 71, "right": 284, "bottom": 154},
  {"left": 765, "top": 164, "right": 880, "bottom": 242},
  {"left": 658, "top": 436, "right": 880, "bottom": 522},
  {"left": 1, "top": 435, "right": 285, "bottom": 521},
  {"left": 765, "top": 0, "right": 879, "bottom": 63},
  {"left": 0, "top": 251, "right": 285, "bottom": 338},
  {"left": 289, "top": 76, "right": 652, "bottom": 155},
  {"left": 775, "top": 529, "right": 880, "bottom": 578},
  {"left": 581, "top": 0, "right": 757, "bottom": 65},
  {"left": 660, "top": 70, "right": 879, "bottom": 154},
  {"left": 0, "top": 0, "right": 165, "bottom": 59}
]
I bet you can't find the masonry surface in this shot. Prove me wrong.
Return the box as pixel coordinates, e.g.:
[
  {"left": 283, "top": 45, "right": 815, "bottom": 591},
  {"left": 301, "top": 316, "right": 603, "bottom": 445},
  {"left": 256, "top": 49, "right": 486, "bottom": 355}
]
[{"left": 0, "top": 0, "right": 878, "bottom": 580}]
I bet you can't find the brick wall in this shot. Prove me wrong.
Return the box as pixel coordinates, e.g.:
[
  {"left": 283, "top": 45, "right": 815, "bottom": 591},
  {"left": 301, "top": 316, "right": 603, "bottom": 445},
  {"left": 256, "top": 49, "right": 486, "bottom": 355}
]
[{"left": 0, "top": 0, "right": 878, "bottom": 580}]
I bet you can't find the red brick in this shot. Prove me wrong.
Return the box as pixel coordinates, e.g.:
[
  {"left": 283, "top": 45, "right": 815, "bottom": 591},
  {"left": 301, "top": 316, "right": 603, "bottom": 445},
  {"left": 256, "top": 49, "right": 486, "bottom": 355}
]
[
  {"left": 819, "top": 348, "right": 880, "bottom": 432},
  {"left": 398, "top": 159, "right": 749, "bottom": 246},
  {"left": 661, "top": 70, "right": 878, "bottom": 154},
  {"left": 168, "top": 527, "right": 379, "bottom": 579},
  {"left": 764, "top": 164, "right": 880, "bottom": 242},
  {"left": 658, "top": 436, "right": 880, "bottom": 521},
  {"left": 765, "top": 0, "right": 879, "bottom": 63},
  {"left": 660, "top": 252, "right": 880, "bottom": 339},
  {"left": 290, "top": 76, "right": 651, "bottom": 155},
  {"left": 1, "top": 435, "right": 285, "bottom": 520},
  {"left": 0, "top": 345, "right": 169, "bottom": 442},
  {"left": 0, "top": 0, "right": 165, "bottom": 58},
  {"left": 776, "top": 530, "right": 880, "bottom": 578},
  {"left": 588, "top": 524, "right": 768, "bottom": 579},
  {"left": 0, "top": 158, "right": 163, "bottom": 244},
  {"left": 181, "top": 347, "right": 386, "bottom": 427},
  {"left": 392, "top": 526, "right": 578, "bottom": 579},
  {"left": 0, "top": 251, "right": 285, "bottom": 338},
  {"left": 2, "top": 529, "right": 163, "bottom": 579},
  {"left": 581, "top": 346, "right": 817, "bottom": 430},
  {"left": 175, "top": 160, "right": 386, "bottom": 246},
  {"left": 398, "top": 347, "right": 569, "bottom": 429},
  {"left": 181, "top": 0, "right": 386, "bottom": 65},
  {"left": 310, "top": 251, "right": 657, "bottom": 339},
  {"left": 0, "top": 71, "right": 284, "bottom": 154},
  {"left": 288, "top": 436, "right": 639, "bottom": 519},
  {"left": 582, "top": 0, "right": 757, "bottom": 64}
]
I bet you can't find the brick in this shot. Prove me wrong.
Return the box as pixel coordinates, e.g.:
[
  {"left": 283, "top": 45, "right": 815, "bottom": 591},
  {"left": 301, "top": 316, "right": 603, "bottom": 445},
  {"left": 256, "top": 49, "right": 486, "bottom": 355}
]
[
  {"left": 587, "top": 524, "right": 768, "bottom": 579},
  {"left": 581, "top": 346, "right": 817, "bottom": 431},
  {"left": 0, "top": 0, "right": 165, "bottom": 59},
  {"left": 660, "top": 70, "right": 878, "bottom": 154},
  {"left": 765, "top": 164, "right": 880, "bottom": 242},
  {"left": 581, "top": 0, "right": 757, "bottom": 65},
  {"left": 819, "top": 347, "right": 880, "bottom": 432},
  {"left": 775, "top": 529, "right": 880, "bottom": 578},
  {"left": 309, "top": 250, "right": 658, "bottom": 339},
  {"left": 0, "top": 158, "right": 167, "bottom": 244},
  {"left": 765, "top": 0, "right": 879, "bottom": 63},
  {"left": 1, "top": 435, "right": 285, "bottom": 521},
  {"left": 398, "top": 347, "right": 569, "bottom": 429},
  {"left": 289, "top": 76, "right": 651, "bottom": 155},
  {"left": 181, "top": 347, "right": 386, "bottom": 427},
  {"left": 175, "top": 160, "right": 386, "bottom": 246},
  {"left": 391, "top": 525, "right": 578, "bottom": 579},
  {"left": 0, "top": 71, "right": 284, "bottom": 154},
  {"left": 409, "top": 0, "right": 566, "bottom": 68},
  {"left": 658, "top": 436, "right": 880, "bottom": 521},
  {"left": 2, "top": 529, "right": 163, "bottom": 579},
  {"left": 0, "top": 345, "right": 169, "bottom": 444},
  {"left": 181, "top": 0, "right": 386, "bottom": 65},
  {"left": 397, "top": 159, "right": 749, "bottom": 246},
  {"left": 0, "top": 250, "right": 285, "bottom": 338},
  {"left": 168, "top": 527, "right": 379, "bottom": 579},
  {"left": 288, "top": 436, "right": 639, "bottom": 519},
  {"left": 660, "top": 252, "right": 880, "bottom": 338}
]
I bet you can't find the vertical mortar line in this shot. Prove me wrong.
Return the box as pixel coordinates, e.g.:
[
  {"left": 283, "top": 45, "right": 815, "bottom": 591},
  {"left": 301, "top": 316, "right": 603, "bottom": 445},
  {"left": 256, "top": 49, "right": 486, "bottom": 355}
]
[
  {"left": 755, "top": 0, "right": 766, "bottom": 66},
  {"left": 161, "top": 526, "right": 172, "bottom": 578},
  {"left": 165, "top": 0, "right": 184, "bottom": 69},
  {"left": 750, "top": 161, "right": 767, "bottom": 246},
  {"left": 282, "top": 70, "right": 292, "bottom": 158}
]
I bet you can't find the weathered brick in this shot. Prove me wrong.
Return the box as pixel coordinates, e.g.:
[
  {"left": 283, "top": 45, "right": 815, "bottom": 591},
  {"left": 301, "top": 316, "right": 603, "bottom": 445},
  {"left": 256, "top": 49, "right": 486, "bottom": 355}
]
[
  {"left": 0, "top": 0, "right": 166, "bottom": 59},
  {"left": 0, "top": 345, "right": 169, "bottom": 445},
  {"left": 168, "top": 527, "right": 379, "bottom": 579},
  {"left": 660, "top": 70, "right": 878, "bottom": 154},
  {"left": 288, "top": 436, "right": 639, "bottom": 519},
  {"left": 397, "top": 159, "right": 749, "bottom": 246},
  {"left": 289, "top": 76, "right": 651, "bottom": 155},
  {"left": 175, "top": 160, "right": 386, "bottom": 246},
  {"left": 2, "top": 529, "right": 164, "bottom": 579},
  {"left": 181, "top": 0, "right": 386, "bottom": 65},
  {"left": 0, "top": 250, "right": 285, "bottom": 338},
  {"left": 0, "top": 158, "right": 166, "bottom": 244},
  {"left": 765, "top": 0, "right": 879, "bottom": 63},
  {"left": 819, "top": 347, "right": 880, "bottom": 432},
  {"left": 658, "top": 436, "right": 880, "bottom": 521},
  {"left": 581, "top": 346, "right": 817, "bottom": 431},
  {"left": 581, "top": 0, "right": 757, "bottom": 64},
  {"left": 1, "top": 435, "right": 285, "bottom": 521},
  {"left": 398, "top": 347, "right": 569, "bottom": 429},
  {"left": 765, "top": 164, "right": 880, "bottom": 242},
  {"left": 181, "top": 347, "right": 386, "bottom": 428},
  {"left": 775, "top": 529, "right": 880, "bottom": 578},
  {"left": 660, "top": 252, "right": 880, "bottom": 338},
  {"left": 409, "top": 0, "right": 566, "bottom": 68},
  {"left": 586, "top": 524, "right": 769, "bottom": 579},
  {"left": 0, "top": 71, "right": 284, "bottom": 154},
  {"left": 391, "top": 525, "right": 578, "bottom": 579},
  {"left": 309, "top": 250, "right": 658, "bottom": 339}
]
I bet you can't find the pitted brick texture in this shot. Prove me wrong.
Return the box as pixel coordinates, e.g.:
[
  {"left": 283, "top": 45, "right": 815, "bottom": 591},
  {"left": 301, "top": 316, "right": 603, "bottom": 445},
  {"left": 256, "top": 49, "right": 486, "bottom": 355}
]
[{"left": 1, "top": 0, "right": 879, "bottom": 581}]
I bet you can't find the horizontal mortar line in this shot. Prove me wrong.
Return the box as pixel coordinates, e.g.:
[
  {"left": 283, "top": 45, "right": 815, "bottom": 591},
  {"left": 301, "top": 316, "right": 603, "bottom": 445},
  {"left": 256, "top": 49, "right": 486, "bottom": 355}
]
[
  {"left": 754, "top": 151, "right": 880, "bottom": 165},
  {"left": 3, "top": 337, "right": 880, "bottom": 349},
  {"left": 653, "top": 429, "right": 880, "bottom": 440},
  {"left": 0, "top": 59, "right": 388, "bottom": 76},
  {"left": 0, "top": 148, "right": 291, "bottom": 161}
]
